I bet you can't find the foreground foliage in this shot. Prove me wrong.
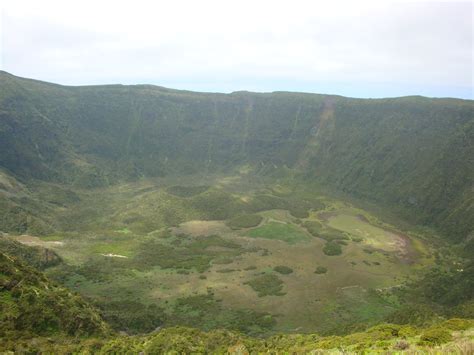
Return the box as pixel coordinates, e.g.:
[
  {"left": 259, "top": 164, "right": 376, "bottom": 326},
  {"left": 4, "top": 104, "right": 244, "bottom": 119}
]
[
  {"left": 2, "top": 321, "right": 473, "bottom": 353},
  {"left": 0, "top": 244, "right": 473, "bottom": 353},
  {"left": 0, "top": 252, "right": 109, "bottom": 338}
]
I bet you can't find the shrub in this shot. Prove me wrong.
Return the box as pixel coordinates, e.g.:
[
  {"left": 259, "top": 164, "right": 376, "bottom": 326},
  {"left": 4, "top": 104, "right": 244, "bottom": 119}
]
[
  {"left": 166, "top": 185, "right": 209, "bottom": 197},
  {"left": 393, "top": 340, "right": 410, "bottom": 350},
  {"left": 314, "top": 266, "right": 328, "bottom": 274},
  {"left": 399, "top": 325, "right": 418, "bottom": 338},
  {"left": 244, "top": 265, "right": 257, "bottom": 271},
  {"left": 226, "top": 214, "right": 263, "bottom": 230},
  {"left": 419, "top": 327, "right": 453, "bottom": 345},
  {"left": 315, "top": 336, "right": 344, "bottom": 349},
  {"left": 288, "top": 206, "right": 309, "bottom": 219},
  {"left": 303, "top": 221, "right": 324, "bottom": 237},
  {"left": 367, "top": 324, "right": 401, "bottom": 339},
  {"left": 244, "top": 274, "right": 285, "bottom": 297},
  {"left": 323, "top": 241, "right": 342, "bottom": 256},
  {"left": 303, "top": 221, "right": 348, "bottom": 241},
  {"left": 386, "top": 304, "right": 437, "bottom": 326},
  {"left": 216, "top": 268, "right": 236, "bottom": 273},
  {"left": 273, "top": 266, "right": 293, "bottom": 275},
  {"left": 442, "top": 318, "right": 472, "bottom": 331}
]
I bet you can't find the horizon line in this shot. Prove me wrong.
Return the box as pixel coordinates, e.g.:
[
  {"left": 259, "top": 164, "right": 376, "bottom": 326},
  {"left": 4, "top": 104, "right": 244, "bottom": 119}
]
[{"left": 1, "top": 70, "right": 472, "bottom": 102}]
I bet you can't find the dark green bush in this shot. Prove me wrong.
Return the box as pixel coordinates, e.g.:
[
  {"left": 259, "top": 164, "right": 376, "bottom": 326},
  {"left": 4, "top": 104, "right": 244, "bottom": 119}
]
[
  {"left": 166, "top": 185, "right": 209, "bottom": 197},
  {"left": 273, "top": 265, "right": 293, "bottom": 275},
  {"left": 419, "top": 327, "right": 453, "bottom": 345},
  {"left": 315, "top": 266, "right": 328, "bottom": 274},
  {"left": 226, "top": 214, "right": 263, "bottom": 230},
  {"left": 244, "top": 274, "right": 285, "bottom": 297},
  {"left": 323, "top": 241, "right": 342, "bottom": 256},
  {"left": 442, "top": 318, "right": 472, "bottom": 331}
]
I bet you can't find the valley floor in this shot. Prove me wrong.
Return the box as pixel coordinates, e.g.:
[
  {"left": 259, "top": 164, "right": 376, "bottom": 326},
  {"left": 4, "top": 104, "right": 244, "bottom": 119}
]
[{"left": 5, "top": 172, "right": 440, "bottom": 335}]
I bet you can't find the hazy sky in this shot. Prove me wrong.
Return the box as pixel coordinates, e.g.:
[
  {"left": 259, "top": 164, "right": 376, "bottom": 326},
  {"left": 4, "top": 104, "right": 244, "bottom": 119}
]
[{"left": 1, "top": 0, "right": 472, "bottom": 98}]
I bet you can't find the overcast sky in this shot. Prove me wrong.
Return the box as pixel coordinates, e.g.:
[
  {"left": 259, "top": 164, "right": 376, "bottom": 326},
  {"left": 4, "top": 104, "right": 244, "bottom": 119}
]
[{"left": 0, "top": 0, "right": 472, "bottom": 98}]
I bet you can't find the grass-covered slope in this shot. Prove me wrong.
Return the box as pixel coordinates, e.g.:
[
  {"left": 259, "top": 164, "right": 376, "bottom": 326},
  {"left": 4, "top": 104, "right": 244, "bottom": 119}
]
[{"left": 0, "top": 71, "right": 472, "bottom": 241}]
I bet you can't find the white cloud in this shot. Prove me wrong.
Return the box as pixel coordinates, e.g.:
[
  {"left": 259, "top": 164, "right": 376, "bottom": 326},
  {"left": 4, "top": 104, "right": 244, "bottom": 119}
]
[{"left": 1, "top": 0, "right": 472, "bottom": 98}]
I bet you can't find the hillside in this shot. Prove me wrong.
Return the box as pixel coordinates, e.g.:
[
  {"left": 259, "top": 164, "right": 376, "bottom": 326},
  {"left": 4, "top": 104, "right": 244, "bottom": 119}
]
[
  {"left": 0, "top": 71, "right": 472, "bottom": 242},
  {"left": 0, "top": 250, "right": 109, "bottom": 340}
]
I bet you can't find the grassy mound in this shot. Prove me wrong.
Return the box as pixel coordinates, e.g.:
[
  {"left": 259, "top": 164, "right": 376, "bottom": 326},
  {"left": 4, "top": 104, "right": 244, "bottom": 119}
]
[{"left": 226, "top": 214, "right": 263, "bottom": 230}]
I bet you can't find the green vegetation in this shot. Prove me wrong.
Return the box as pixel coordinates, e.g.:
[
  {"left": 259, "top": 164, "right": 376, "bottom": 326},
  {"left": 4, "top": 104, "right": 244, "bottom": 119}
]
[
  {"left": 245, "top": 274, "right": 285, "bottom": 297},
  {"left": 419, "top": 327, "right": 453, "bottom": 345},
  {"left": 303, "top": 220, "right": 348, "bottom": 241},
  {"left": 323, "top": 241, "right": 343, "bottom": 256},
  {"left": 166, "top": 185, "right": 209, "bottom": 197},
  {"left": 95, "top": 300, "right": 165, "bottom": 334},
  {"left": 165, "top": 293, "right": 275, "bottom": 335},
  {"left": 287, "top": 205, "right": 310, "bottom": 218},
  {"left": 0, "top": 71, "right": 473, "bottom": 351},
  {"left": 0, "top": 252, "right": 109, "bottom": 338},
  {"left": 134, "top": 234, "right": 244, "bottom": 272},
  {"left": 0, "top": 235, "right": 61, "bottom": 269},
  {"left": 247, "top": 222, "right": 309, "bottom": 244},
  {"left": 273, "top": 265, "right": 293, "bottom": 274},
  {"left": 226, "top": 214, "right": 263, "bottom": 229},
  {"left": 315, "top": 266, "right": 328, "bottom": 274},
  {"left": 2, "top": 71, "right": 471, "bottom": 240},
  {"left": 2, "top": 321, "right": 473, "bottom": 353},
  {"left": 0, "top": 238, "right": 472, "bottom": 354}
]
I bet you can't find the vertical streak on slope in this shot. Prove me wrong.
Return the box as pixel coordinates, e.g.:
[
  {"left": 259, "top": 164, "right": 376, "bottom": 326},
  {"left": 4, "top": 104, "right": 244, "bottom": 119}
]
[
  {"left": 125, "top": 94, "right": 143, "bottom": 159},
  {"left": 228, "top": 106, "right": 239, "bottom": 131},
  {"left": 289, "top": 105, "right": 302, "bottom": 140},
  {"left": 296, "top": 98, "right": 335, "bottom": 170},
  {"left": 206, "top": 101, "right": 219, "bottom": 174},
  {"left": 241, "top": 100, "right": 253, "bottom": 159}
]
